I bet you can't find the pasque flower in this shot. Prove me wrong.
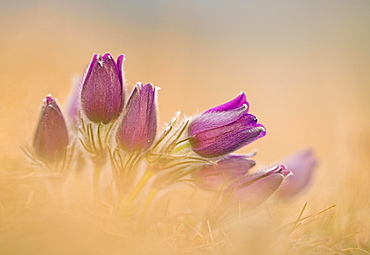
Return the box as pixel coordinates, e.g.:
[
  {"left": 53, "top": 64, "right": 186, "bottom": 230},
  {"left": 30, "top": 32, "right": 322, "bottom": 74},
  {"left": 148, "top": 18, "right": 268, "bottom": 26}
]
[
  {"left": 277, "top": 149, "right": 317, "bottom": 200},
  {"left": 65, "top": 75, "right": 82, "bottom": 127},
  {"left": 116, "top": 83, "right": 157, "bottom": 152},
  {"left": 33, "top": 95, "right": 69, "bottom": 161},
  {"left": 193, "top": 155, "right": 256, "bottom": 190},
  {"left": 188, "top": 93, "right": 266, "bottom": 158},
  {"left": 27, "top": 52, "right": 320, "bottom": 250},
  {"left": 81, "top": 53, "right": 124, "bottom": 124},
  {"left": 229, "top": 165, "right": 290, "bottom": 209}
]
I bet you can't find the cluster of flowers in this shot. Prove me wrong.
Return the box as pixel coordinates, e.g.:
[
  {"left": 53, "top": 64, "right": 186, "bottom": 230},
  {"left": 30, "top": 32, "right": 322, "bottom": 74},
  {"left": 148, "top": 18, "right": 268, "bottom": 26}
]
[{"left": 30, "top": 53, "right": 317, "bottom": 221}]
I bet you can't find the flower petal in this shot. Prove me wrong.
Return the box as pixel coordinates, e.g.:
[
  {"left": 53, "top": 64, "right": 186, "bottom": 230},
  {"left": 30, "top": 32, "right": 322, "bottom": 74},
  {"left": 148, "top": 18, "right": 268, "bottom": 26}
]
[
  {"left": 205, "top": 92, "right": 249, "bottom": 113},
  {"left": 81, "top": 53, "right": 124, "bottom": 124},
  {"left": 277, "top": 149, "right": 317, "bottom": 200},
  {"left": 33, "top": 96, "right": 69, "bottom": 161},
  {"left": 116, "top": 83, "right": 157, "bottom": 152},
  {"left": 193, "top": 155, "right": 256, "bottom": 190},
  {"left": 229, "top": 165, "right": 289, "bottom": 209}
]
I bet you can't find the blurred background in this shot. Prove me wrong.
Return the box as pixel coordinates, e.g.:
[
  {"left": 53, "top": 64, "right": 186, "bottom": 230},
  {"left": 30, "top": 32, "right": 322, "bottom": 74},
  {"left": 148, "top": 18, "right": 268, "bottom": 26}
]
[{"left": 0, "top": 0, "right": 369, "bottom": 253}]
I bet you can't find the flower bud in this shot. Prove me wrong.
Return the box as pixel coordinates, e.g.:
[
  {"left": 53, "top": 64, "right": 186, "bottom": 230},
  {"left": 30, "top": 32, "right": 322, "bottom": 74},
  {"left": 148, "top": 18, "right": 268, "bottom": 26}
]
[
  {"left": 188, "top": 93, "right": 266, "bottom": 158},
  {"left": 229, "top": 165, "right": 290, "bottom": 209},
  {"left": 193, "top": 155, "right": 256, "bottom": 190},
  {"left": 65, "top": 75, "right": 82, "bottom": 127},
  {"left": 277, "top": 149, "right": 317, "bottom": 200},
  {"left": 33, "top": 96, "right": 69, "bottom": 161},
  {"left": 116, "top": 83, "right": 157, "bottom": 152},
  {"left": 81, "top": 53, "right": 124, "bottom": 124}
]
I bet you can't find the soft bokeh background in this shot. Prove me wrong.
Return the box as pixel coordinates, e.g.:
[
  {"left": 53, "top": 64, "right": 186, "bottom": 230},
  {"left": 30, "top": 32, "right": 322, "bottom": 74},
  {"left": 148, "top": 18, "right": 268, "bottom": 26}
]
[{"left": 0, "top": 0, "right": 369, "bottom": 253}]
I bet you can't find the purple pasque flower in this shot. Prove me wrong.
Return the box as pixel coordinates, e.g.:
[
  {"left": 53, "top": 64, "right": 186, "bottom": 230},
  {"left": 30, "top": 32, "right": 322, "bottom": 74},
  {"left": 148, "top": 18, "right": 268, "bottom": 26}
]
[
  {"left": 229, "top": 165, "right": 290, "bottom": 209},
  {"left": 116, "top": 83, "right": 157, "bottom": 152},
  {"left": 277, "top": 149, "right": 317, "bottom": 200},
  {"left": 81, "top": 53, "right": 124, "bottom": 124},
  {"left": 65, "top": 75, "right": 82, "bottom": 127},
  {"left": 193, "top": 155, "right": 256, "bottom": 190},
  {"left": 33, "top": 95, "right": 69, "bottom": 161},
  {"left": 188, "top": 93, "right": 266, "bottom": 158}
]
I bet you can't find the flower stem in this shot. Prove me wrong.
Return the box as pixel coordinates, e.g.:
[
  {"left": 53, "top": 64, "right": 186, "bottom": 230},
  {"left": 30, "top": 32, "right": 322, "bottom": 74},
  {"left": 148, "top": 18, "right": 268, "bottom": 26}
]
[
  {"left": 94, "top": 164, "right": 101, "bottom": 202},
  {"left": 141, "top": 188, "right": 158, "bottom": 221},
  {"left": 121, "top": 170, "right": 154, "bottom": 211}
]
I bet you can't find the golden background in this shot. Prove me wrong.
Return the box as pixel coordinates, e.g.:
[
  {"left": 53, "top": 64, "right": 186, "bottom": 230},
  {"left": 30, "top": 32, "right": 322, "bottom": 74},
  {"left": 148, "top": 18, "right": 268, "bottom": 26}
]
[{"left": 0, "top": 0, "right": 369, "bottom": 253}]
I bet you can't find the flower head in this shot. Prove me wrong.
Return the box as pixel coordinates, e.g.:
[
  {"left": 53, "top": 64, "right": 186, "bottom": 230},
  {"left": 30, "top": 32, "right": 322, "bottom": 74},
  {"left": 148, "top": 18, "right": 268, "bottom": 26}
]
[
  {"left": 81, "top": 53, "right": 124, "bottom": 124},
  {"left": 65, "top": 75, "right": 82, "bottom": 127},
  {"left": 116, "top": 83, "right": 157, "bottom": 152},
  {"left": 33, "top": 95, "right": 69, "bottom": 161},
  {"left": 277, "top": 149, "right": 317, "bottom": 200},
  {"left": 229, "top": 165, "right": 290, "bottom": 209},
  {"left": 188, "top": 93, "right": 266, "bottom": 158},
  {"left": 193, "top": 155, "right": 256, "bottom": 190}
]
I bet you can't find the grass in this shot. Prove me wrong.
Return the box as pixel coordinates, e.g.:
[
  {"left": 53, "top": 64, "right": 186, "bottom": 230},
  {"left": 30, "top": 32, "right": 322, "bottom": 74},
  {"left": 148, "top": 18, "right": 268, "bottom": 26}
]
[{"left": 0, "top": 149, "right": 368, "bottom": 255}]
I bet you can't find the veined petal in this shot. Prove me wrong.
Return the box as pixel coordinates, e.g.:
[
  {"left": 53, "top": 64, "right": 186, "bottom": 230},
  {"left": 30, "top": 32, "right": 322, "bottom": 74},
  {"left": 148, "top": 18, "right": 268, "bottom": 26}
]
[
  {"left": 188, "top": 105, "right": 247, "bottom": 135},
  {"left": 229, "top": 165, "right": 290, "bottom": 209},
  {"left": 205, "top": 92, "right": 249, "bottom": 113},
  {"left": 116, "top": 83, "right": 157, "bottom": 152},
  {"left": 189, "top": 113, "right": 266, "bottom": 158},
  {"left": 81, "top": 53, "right": 124, "bottom": 124},
  {"left": 187, "top": 93, "right": 265, "bottom": 158},
  {"left": 193, "top": 155, "right": 256, "bottom": 190},
  {"left": 277, "top": 149, "right": 317, "bottom": 200},
  {"left": 33, "top": 96, "right": 69, "bottom": 161}
]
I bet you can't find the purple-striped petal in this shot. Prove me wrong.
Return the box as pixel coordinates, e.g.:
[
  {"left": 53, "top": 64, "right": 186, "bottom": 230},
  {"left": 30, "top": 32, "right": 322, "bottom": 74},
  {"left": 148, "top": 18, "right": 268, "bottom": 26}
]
[
  {"left": 81, "top": 53, "right": 124, "bottom": 124},
  {"left": 116, "top": 83, "right": 157, "bottom": 152},
  {"left": 229, "top": 165, "right": 290, "bottom": 209},
  {"left": 193, "top": 155, "right": 256, "bottom": 190},
  {"left": 33, "top": 95, "right": 69, "bottom": 161},
  {"left": 188, "top": 105, "right": 247, "bottom": 135},
  {"left": 188, "top": 93, "right": 265, "bottom": 158},
  {"left": 205, "top": 92, "right": 249, "bottom": 113},
  {"left": 189, "top": 112, "right": 266, "bottom": 158},
  {"left": 277, "top": 149, "right": 317, "bottom": 200}
]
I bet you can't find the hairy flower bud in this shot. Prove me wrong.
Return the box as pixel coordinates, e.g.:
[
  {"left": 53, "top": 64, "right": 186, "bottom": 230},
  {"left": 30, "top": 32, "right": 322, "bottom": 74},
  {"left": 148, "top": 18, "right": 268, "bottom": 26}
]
[
  {"left": 65, "top": 75, "right": 82, "bottom": 127},
  {"left": 277, "top": 149, "right": 317, "bottom": 200},
  {"left": 81, "top": 53, "right": 124, "bottom": 124},
  {"left": 193, "top": 155, "right": 256, "bottom": 190},
  {"left": 188, "top": 93, "right": 266, "bottom": 158},
  {"left": 116, "top": 83, "right": 157, "bottom": 152},
  {"left": 33, "top": 96, "right": 69, "bottom": 161},
  {"left": 229, "top": 165, "right": 290, "bottom": 209}
]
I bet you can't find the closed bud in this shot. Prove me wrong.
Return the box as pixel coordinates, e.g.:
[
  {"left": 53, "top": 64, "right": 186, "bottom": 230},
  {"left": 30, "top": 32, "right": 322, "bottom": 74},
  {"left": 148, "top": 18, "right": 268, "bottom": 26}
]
[
  {"left": 193, "top": 155, "right": 256, "bottom": 190},
  {"left": 116, "top": 83, "right": 157, "bottom": 152},
  {"left": 229, "top": 165, "right": 290, "bottom": 209},
  {"left": 277, "top": 149, "right": 317, "bottom": 200},
  {"left": 81, "top": 53, "right": 124, "bottom": 124},
  {"left": 33, "top": 96, "right": 69, "bottom": 162},
  {"left": 65, "top": 75, "right": 82, "bottom": 127}
]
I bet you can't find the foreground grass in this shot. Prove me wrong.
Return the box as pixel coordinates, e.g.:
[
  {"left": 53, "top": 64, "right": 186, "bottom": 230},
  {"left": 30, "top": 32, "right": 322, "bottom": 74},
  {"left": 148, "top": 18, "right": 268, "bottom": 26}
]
[{"left": 0, "top": 151, "right": 368, "bottom": 255}]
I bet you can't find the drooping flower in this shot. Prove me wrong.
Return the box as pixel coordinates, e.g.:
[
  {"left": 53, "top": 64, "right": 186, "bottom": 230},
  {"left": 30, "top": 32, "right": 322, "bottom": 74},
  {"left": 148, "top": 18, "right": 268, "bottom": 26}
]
[
  {"left": 229, "top": 165, "right": 290, "bottom": 209},
  {"left": 188, "top": 93, "right": 266, "bottom": 158},
  {"left": 33, "top": 95, "right": 69, "bottom": 161},
  {"left": 81, "top": 53, "right": 124, "bottom": 124},
  {"left": 277, "top": 149, "right": 317, "bottom": 200},
  {"left": 116, "top": 83, "right": 157, "bottom": 152},
  {"left": 193, "top": 155, "right": 256, "bottom": 190}
]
